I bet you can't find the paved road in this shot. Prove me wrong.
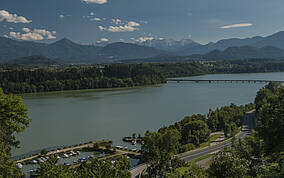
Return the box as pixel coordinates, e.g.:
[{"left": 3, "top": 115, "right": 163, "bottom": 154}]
[{"left": 131, "top": 111, "right": 255, "bottom": 178}]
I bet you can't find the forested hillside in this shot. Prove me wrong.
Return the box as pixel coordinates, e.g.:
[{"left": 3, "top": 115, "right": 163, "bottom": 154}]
[{"left": 0, "top": 64, "right": 166, "bottom": 94}]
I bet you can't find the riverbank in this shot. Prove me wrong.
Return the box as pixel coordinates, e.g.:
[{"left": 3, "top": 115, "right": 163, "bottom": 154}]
[
  {"left": 18, "top": 71, "right": 284, "bottom": 97},
  {"left": 20, "top": 84, "right": 164, "bottom": 97}
]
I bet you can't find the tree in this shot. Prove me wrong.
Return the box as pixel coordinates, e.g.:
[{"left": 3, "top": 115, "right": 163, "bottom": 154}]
[
  {"left": 208, "top": 148, "right": 250, "bottom": 178},
  {"left": 255, "top": 82, "right": 284, "bottom": 154},
  {"left": 41, "top": 149, "right": 48, "bottom": 155},
  {"left": 75, "top": 156, "right": 131, "bottom": 178},
  {"left": 38, "top": 155, "right": 73, "bottom": 178},
  {"left": 0, "top": 88, "right": 30, "bottom": 177},
  {"left": 0, "top": 141, "right": 21, "bottom": 178},
  {"left": 132, "top": 133, "right": 136, "bottom": 139},
  {"left": 181, "top": 120, "right": 211, "bottom": 146},
  {"left": 165, "top": 163, "right": 208, "bottom": 178},
  {"left": 0, "top": 88, "right": 31, "bottom": 151},
  {"left": 207, "top": 109, "right": 219, "bottom": 132},
  {"left": 93, "top": 143, "right": 100, "bottom": 151},
  {"left": 141, "top": 129, "right": 181, "bottom": 177}
]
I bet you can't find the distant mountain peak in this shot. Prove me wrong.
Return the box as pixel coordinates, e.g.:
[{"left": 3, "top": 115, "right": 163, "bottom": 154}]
[
  {"left": 51, "top": 38, "right": 76, "bottom": 45},
  {"left": 136, "top": 37, "right": 200, "bottom": 52}
]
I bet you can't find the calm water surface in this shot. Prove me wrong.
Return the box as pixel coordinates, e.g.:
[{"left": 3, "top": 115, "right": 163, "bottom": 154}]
[{"left": 13, "top": 72, "right": 284, "bottom": 156}]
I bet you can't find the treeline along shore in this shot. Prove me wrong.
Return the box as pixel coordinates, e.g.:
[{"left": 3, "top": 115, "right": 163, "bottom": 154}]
[{"left": 1, "top": 59, "right": 284, "bottom": 94}]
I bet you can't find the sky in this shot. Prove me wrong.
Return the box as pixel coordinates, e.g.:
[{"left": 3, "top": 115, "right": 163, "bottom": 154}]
[{"left": 1, "top": 0, "right": 284, "bottom": 45}]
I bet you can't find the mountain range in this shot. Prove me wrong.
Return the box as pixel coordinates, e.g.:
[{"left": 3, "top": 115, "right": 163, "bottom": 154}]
[
  {"left": 177, "top": 31, "right": 284, "bottom": 56},
  {"left": 136, "top": 38, "right": 200, "bottom": 52},
  {"left": 0, "top": 37, "right": 165, "bottom": 63},
  {"left": 2, "top": 31, "right": 284, "bottom": 63}
]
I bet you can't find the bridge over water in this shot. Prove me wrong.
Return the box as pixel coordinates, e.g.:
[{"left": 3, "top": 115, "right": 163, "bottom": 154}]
[{"left": 167, "top": 79, "right": 284, "bottom": 83}]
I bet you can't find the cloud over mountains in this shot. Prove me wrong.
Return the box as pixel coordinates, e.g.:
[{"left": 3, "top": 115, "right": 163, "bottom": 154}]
[
  {"left": 9, "top": 28, "right": 56, "bottom": 41},
  {"left": 220, "top": 23, "right": 253, "bottom": 29},
  {"left": 0, "top": 10, "right": 32, "bottom": 23}
]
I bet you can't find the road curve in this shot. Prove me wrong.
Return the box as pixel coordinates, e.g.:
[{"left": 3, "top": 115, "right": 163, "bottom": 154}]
[{"left": 131, "top": 111, "right": 255, "bottom": 178}]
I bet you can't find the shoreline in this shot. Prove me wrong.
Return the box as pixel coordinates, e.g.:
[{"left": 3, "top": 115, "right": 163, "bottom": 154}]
[
  {"left": 20, "top": 84, "right": 164, "bottom": 97},
  {"left": 15, "top": 140, "right": 111, "bottom": 163},
  {"left": 16, "top": 71, "right": 284, "bottom": 97}
]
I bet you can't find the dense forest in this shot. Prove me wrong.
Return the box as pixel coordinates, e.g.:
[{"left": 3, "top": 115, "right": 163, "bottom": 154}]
[
  {"left": 211, "top": 59, "right": 284, "bottom": 74},
  {"left": 1, "top": 59, "right": 284, "bottom": 94},
  {"left": 140, "top": 82, "right": 284, "bottom": 177},
  {"left": 0, "top": 64, "right": 166, "bottom": 94}
]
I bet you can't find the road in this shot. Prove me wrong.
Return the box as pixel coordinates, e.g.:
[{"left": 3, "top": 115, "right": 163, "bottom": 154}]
[{"left": 130, "top": 111, "right": 255, "bottom": 178}]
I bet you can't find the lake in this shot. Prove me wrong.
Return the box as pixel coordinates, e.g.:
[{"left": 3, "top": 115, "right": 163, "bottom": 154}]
[{"left": 13, "top": 72, "right": 284, "bottom": 157}]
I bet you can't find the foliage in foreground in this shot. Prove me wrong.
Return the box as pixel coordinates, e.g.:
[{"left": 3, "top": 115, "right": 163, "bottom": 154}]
[
  {"left": 37, "top": 155, "right": 131, "bottom": 178},
  {"left": 0, "top": 88, "right": 31, "bottom": 177},
  {"left": 205, "top": 82, "right": 284, "bottom": 178}
]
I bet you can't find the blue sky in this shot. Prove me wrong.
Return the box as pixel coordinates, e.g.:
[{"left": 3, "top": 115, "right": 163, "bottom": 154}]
[{"left": 1, "top": 0, "right": 284, "bottom": 44}]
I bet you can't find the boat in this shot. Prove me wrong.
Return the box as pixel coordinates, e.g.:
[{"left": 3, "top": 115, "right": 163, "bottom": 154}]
[
  {"left": 63, "top": 153, "right": 69, "bottom": 158},
  {"left": 31, "top": 160, "right": 38, "bottom": 164},
  {"left": 16, "top": 163, "right": 23, "bottom": 169}
]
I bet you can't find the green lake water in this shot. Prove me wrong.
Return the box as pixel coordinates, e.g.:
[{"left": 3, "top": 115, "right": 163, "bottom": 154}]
[{"left": 13, "top": 72, "right": 284, "bottom": 157}]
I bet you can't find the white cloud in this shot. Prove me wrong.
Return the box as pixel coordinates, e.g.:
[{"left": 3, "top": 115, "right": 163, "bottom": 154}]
[
  {"left": 98, "top": 25, "right": 106, "bottom": 31},
  {"left": 127, "top": 21, "right": 140, "bottom": 27},
  {"left": 108, "top": 25, "right": 136, "bottom": 32},
  {"left": 21, "top": 32, "right": 44, "bottom": 41},
  {"left": 220, "top": 23, "right": 252, "bottom": 29},
  {"left": 0, "top": 10, "right": 32, "bottom": 23},
  {"left": 82, "top": 0, "right": 107, "bottom": 4},
  {"left": 95, "top": 37, "right": 109, "bottom": 45},
  {"left": 136, "top": 36, "right": 154, "bottom": 43},
  {"left": 9, "top": 28, "right": 56, "bottom": 41},
  {"left": 22, "top": 27, "right": 30, "bottom": 33},
  {"left": 33, "top": 29, "right": 56, "bottom": 39},
  {"left": 91, "top": 17, "right": 101, "bottom": 21},
  {"left": 100, "top": 37, "right": 109, "bottom": 42},
  {"left": 9, "top": 32, "right": 21, "bottom": 39},
  {"left": 59, "top": 15, "right": 65, "bottom": 19},
  {"left": 112, "top": 18, "right": 122, "bottom": 25},
  {"left": 107, "top": 21, "right": 140, "bottom": 32}
]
